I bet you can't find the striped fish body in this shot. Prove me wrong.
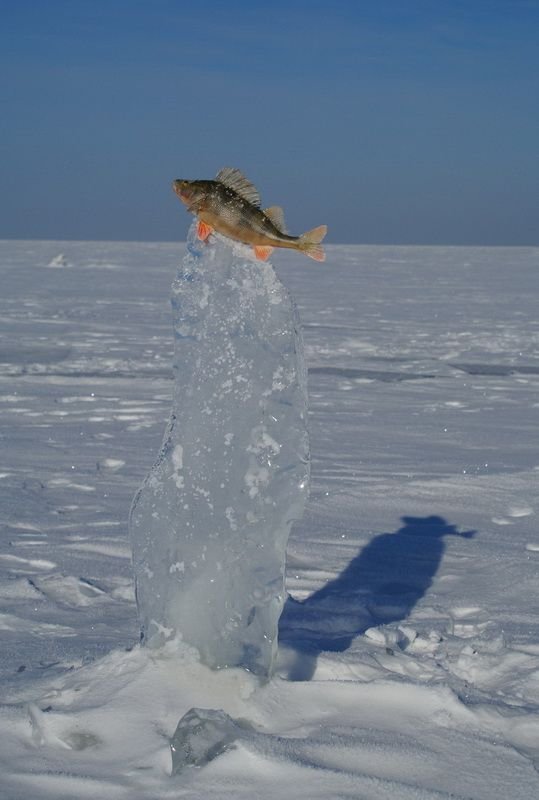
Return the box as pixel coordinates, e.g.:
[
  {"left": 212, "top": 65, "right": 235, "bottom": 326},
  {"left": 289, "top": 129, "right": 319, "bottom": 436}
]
[{"left": 172, "top": 168, "right": 327, "bottom": 262}]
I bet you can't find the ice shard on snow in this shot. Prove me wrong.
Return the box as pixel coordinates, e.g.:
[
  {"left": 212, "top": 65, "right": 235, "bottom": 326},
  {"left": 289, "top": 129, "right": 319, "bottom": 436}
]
[
  {"left": 170, "top": 707, "right": 253, "bottom": 774},
  {"left": 129, "top": 224, "right": 309, "bottom": 678}
]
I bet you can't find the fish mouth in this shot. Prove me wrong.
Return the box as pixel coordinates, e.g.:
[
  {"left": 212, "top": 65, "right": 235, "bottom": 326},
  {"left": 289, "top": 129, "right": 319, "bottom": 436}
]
[{"left": 172, "top": 180, "right": 191, "bottom": 204}]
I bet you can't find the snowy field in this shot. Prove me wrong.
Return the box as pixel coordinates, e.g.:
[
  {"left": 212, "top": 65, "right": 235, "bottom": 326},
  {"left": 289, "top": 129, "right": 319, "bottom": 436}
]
[{"left": 1, "top": 239, "right": 538, "bottom": 799}]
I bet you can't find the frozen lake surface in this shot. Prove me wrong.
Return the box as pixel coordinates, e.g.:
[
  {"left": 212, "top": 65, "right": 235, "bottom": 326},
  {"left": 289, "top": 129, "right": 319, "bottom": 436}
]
[{"left": 1, "top": 239, "right": 538, "bottom": 798}]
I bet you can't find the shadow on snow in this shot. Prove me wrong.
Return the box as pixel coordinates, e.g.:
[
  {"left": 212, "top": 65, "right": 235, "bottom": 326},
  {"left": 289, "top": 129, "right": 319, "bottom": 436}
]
[{"left": 279, "top": 515, "right": 475, "bottom": 681}]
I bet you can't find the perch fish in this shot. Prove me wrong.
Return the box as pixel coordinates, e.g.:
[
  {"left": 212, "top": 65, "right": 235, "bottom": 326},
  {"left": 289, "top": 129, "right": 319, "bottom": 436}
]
[{"left": 172, "top": 167, "right": 327, "bottom": 262}]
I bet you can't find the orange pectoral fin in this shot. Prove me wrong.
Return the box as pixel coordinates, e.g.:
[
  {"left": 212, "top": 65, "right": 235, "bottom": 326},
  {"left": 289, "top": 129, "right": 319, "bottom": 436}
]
[
  {"left": 197, "top": 221, "right": 213, "bottom": 241},
  {"left": 253, "top": 246, "right": 274, "bottom": 261}
]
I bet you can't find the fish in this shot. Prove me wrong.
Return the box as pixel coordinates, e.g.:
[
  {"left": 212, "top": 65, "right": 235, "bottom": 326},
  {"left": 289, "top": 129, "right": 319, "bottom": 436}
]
[{"left": 172, "top": 167, "right": 327, "bottom": 262}]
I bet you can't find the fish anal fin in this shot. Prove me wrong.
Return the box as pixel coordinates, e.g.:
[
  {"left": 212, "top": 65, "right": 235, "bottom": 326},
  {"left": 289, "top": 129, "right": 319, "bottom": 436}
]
[
  {"left": 264, "top": 205, "right": 287, "bottom": 233},
  {"left": 216, "top": 167, "right": 261, "bottom": 206},
  {"left": 253, "top": 245, "right": 274, "bottom": 261},
  {"left": 197, "top": 220, "right": 213, "bottom": 241}
]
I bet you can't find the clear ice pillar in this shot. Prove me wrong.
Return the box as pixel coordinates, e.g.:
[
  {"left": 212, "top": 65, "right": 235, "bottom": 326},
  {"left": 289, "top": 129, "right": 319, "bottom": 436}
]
[{"left": 129, "top": 224, "right": 310, "bottom": 678}]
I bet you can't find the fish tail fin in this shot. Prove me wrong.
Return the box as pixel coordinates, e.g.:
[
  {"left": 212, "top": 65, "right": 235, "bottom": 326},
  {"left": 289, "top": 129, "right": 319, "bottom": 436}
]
[{"left": 298, "top": 225, "right": 327, "bottom": 262}]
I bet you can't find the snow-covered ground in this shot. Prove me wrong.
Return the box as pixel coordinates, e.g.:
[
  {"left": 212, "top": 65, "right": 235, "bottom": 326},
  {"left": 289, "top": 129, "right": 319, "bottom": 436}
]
[{"left": 0, "top": 239, "right": 538, "bottom": 799}]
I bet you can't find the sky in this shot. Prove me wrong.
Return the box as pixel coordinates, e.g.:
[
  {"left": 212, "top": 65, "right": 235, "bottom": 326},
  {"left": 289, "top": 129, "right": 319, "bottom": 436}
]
[{"left": 1, "top": 0, "right": 538, "bottom": 245}]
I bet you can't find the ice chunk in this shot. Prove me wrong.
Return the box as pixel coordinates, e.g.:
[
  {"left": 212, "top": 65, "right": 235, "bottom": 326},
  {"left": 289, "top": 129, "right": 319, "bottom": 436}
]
[
  {"left": 129, "top": 224, "right": 309, "bottom": 678},
  {"left": 170, "top": 707, "right": 250, "bottom": 773},
  {"left": 47, "top": 253, "right": 70, "bottom": 268}
]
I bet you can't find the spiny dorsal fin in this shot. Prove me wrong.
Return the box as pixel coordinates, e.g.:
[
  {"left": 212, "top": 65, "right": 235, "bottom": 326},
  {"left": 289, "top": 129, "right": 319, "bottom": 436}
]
[
  {"left": 264, "top": 205, "right": 287, "bottom": 233},
  {"left": 216, "top": 167, "right": 260, "bottom": 206}
]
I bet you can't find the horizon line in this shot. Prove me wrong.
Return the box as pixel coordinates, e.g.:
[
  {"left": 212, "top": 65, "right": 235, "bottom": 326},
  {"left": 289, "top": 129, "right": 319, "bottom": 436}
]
[{"left": 1, "top": 237, "right": 538, "bottom": 250}]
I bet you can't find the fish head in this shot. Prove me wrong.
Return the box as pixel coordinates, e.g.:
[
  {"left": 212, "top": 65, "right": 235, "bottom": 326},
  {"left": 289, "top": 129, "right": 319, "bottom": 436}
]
[{"left": 172, "top": 179, "right": 208, "bottom": 212}]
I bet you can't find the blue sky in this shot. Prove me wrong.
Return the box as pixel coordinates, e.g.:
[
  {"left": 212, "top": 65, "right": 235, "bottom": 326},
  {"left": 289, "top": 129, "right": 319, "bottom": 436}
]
[{"left": 1, "top": 0, "right": 538, "bottom": 244}]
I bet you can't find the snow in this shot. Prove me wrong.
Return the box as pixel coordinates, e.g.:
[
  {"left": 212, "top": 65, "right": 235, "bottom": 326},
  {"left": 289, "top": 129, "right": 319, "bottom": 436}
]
[
  {"left": 0, "top": 238, "right": 538, "bottom": 798},
  {"left": 129, "top": 225, "right": 309, "bottom": 677}
]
